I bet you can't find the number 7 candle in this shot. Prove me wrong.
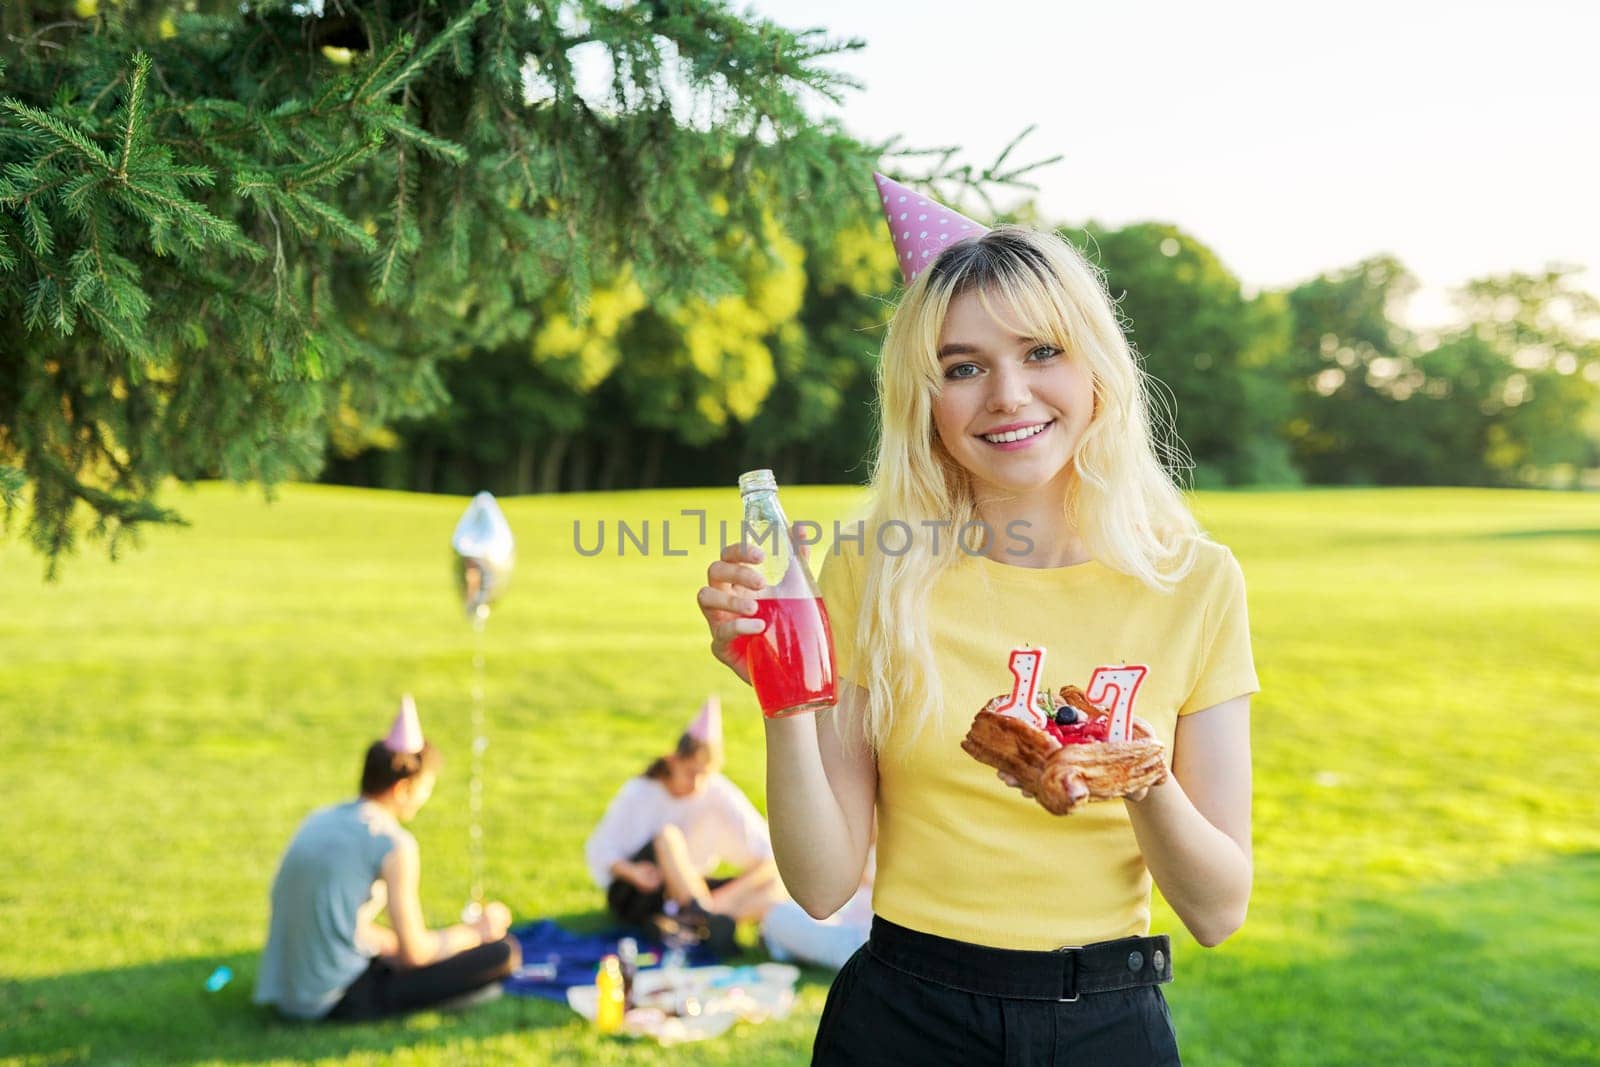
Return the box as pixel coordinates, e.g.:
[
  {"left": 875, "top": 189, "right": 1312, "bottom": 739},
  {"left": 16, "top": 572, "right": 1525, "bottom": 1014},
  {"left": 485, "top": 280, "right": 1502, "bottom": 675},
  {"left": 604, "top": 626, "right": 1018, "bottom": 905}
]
[{"left": 1085, "top": 665, "right": 1149, "bottom": 742}]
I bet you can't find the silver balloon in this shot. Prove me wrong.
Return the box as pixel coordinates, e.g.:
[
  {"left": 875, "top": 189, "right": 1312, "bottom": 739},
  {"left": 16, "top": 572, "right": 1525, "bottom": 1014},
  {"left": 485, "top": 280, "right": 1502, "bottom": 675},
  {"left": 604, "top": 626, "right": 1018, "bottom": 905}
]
[{"left": 452, "top": 492, "right": 515, "bottom": 622}]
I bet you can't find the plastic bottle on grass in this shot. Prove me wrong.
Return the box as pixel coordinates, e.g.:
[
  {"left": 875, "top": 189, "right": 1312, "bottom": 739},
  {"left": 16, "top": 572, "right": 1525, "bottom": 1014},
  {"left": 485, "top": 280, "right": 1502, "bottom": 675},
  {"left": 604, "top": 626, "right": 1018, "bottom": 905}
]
[{"left": 594, "top": 954, "right": 625, "bottom": 1034}]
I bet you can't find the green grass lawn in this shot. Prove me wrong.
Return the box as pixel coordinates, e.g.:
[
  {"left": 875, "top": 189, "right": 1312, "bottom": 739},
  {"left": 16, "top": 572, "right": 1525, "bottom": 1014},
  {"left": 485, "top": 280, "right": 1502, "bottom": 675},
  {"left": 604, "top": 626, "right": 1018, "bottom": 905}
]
[{"left": 2, "top": 483, "right": 1598, "bottom": 1065}]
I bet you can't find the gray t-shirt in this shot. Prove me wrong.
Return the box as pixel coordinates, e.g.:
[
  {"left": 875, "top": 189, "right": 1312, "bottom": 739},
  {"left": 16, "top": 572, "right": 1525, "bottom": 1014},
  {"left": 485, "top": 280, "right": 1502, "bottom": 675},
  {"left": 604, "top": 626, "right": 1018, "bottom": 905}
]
[{"left": 253, "top": 800, "right": 413, "bottom": 1019}]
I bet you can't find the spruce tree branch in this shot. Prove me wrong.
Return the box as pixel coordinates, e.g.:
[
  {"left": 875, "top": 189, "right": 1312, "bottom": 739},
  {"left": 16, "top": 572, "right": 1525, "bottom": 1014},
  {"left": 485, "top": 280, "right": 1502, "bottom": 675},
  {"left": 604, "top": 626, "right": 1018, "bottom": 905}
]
[
  {"left": 0, "top": 466, "right": 23, "bottom": 515},
  {"left": 288, "top": 192, "right": 377, "bottom": 252},
  {"left": 264, "top": 206, "right": 287, "bottom": 314},
  {"left": 80, "top": 206, "right": 108, "bottom": 285},
  {"left": 116, "top": 54, "right": 153, "bottom": 181},
  {"left": 20, "top": 197, "right": 56, "bottom": 257},
  {"left": 0, "top": 173, "right": 73, "bottom": 211},
  {"left": 372, "top": 140, "right": 411, "bottom": 300},
  {"left": 117, "top": 182, "right": 236, "bottom": 243},
  {"left": 349, "top": 34, "right": 415, "bottom": 104},
  {"left": 280, "top": 133, "right": 383, "bottom": 191},
  {"left": 10, "top": 232, "right": 63, "bottom": 284},
  {"left": 366, "top": 110, "right": 468, "bottom": 164},
  {"left": 370, "top": 1, "right": 488, "bottom": 101},
  {"left": 26, "top": 451, "right": 184, "bottom": 580},
  {"left": 1, "top": 101, "right": 113, "bottom": 172},
  {"left": 80, "top": 301, "right": 143, "bottom": 356}
]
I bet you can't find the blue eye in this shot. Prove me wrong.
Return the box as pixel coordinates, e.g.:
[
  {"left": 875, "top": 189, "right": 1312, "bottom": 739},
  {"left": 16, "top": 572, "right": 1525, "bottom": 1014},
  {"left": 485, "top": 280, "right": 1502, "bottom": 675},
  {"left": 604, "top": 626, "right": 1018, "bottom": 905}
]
[
  {"left": 1028, "top": 345, "right": 1062, "bottom": 361},
  {"left": 945, "top": 363, "right": 979, "bottom": 380}
]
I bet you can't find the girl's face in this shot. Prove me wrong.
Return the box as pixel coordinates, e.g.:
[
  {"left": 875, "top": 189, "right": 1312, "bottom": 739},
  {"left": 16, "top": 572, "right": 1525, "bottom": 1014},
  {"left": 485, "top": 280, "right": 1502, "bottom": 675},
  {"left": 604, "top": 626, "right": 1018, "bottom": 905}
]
[
  {"left": 394, "top": 770, "right": 436, "bottom": 822},
  {"left": 931, "top": 289, "right": 1094, "bottom": 497},
  {"left": 664, "top": 750, "right": 713, "bottom": 798}
]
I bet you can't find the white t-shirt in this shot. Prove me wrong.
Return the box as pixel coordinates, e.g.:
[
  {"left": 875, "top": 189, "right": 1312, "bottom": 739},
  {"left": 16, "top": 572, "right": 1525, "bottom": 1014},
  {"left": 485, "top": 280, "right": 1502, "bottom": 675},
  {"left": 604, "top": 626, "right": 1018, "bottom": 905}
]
[{"left": 584, "top": 773, "right": 774, "bottom": 889}]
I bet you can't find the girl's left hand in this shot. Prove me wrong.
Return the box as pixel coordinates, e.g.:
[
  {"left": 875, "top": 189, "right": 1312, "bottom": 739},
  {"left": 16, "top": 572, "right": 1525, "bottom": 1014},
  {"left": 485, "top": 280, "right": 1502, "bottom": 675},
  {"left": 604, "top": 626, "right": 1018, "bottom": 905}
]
[
  {"left": 996, "top": 770, "right": 1030, "bottom": 797},
  {"left": 995, "top": 717, "right": 1165, "bottom": 803},
  {"left": 997, "top": 768, "right": 1154, "bottom": 804},
  {"left": 995, "top": 769, "right": 1089, "bottom": 805},
  {"left": 1122, "top": 718, "right": 1164, "bottom": 802}
]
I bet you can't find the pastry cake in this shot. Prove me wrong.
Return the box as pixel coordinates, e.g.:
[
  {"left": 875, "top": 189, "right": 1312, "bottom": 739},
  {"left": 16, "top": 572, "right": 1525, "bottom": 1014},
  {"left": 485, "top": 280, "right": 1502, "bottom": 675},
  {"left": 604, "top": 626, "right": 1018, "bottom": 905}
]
[{"left": 961, "top": 685, "right": 1167, "bottom": 815}]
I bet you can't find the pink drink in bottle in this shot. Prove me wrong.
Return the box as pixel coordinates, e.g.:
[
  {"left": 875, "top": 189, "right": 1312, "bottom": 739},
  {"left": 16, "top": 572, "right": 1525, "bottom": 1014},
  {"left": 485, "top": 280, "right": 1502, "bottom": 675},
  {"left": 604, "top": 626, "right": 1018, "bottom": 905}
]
[{"left": 731, "top": 470, "right": 837, "bottom": 717}]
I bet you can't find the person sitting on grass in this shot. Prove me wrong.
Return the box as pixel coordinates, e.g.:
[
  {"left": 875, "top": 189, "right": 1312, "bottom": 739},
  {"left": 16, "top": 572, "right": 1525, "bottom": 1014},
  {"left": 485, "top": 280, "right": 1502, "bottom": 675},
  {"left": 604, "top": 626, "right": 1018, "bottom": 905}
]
[
  {"left": 254, "top": 696, "right": 520, "bottom": 1021},
  {"left": 584, "top": 696, "right": 785, "bottom": 955}
]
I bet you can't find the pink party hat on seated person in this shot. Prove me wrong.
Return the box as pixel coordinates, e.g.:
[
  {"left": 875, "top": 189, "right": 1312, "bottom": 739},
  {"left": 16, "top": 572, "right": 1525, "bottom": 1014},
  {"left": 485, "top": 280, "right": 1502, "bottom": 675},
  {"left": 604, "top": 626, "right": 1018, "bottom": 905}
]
[
  {"left": 686, "top": 694, "right": 722, "bottom": 747},
  {"left": 384, "top": 693, "right": 425, "bottom": 754},
  {"left": 874, "top": 172, "right": 989, "bottom": 283}
]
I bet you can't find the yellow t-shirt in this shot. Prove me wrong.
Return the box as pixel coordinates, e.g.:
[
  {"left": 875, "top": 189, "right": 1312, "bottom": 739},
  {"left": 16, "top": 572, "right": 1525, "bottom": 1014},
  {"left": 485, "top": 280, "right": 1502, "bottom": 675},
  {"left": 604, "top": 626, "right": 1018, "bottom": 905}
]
[{"left": 816, "top": 535, "right": 1258, "bottom": 950}]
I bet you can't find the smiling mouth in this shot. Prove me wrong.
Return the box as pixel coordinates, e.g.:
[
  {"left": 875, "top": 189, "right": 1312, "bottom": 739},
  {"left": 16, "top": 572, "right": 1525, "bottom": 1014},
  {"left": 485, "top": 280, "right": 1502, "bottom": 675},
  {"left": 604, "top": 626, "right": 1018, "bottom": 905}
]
[{"left": 979, "top": 420, "right": 1053, "bottom": 445}]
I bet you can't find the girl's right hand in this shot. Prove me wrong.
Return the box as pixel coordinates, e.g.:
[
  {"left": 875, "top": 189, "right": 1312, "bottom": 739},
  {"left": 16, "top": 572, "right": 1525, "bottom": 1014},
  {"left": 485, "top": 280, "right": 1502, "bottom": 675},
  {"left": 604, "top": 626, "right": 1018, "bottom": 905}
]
[
  {"left": 626, "top": 861, "right": 663, "bottom": 893},
  {"left": 473, "top": 900, "right": 512, "bottom": 941},
  {"left": 697, "top": 542, "right": 768, "bottom": 686}
]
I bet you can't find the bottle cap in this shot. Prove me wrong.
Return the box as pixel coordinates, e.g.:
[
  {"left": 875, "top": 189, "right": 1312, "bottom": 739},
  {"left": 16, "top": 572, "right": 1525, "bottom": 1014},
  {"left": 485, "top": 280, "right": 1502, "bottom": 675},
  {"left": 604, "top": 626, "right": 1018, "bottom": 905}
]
[{"left": 738, "top": 469, "right": 777, "bottom": 495}]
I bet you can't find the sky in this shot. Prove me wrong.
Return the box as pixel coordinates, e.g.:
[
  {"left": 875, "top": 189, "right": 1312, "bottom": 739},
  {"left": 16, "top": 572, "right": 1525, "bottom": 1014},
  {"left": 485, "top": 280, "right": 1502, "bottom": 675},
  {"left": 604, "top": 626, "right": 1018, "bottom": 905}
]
[{"left": 739, "top": 0, "right": 1600, "bottom": 328}]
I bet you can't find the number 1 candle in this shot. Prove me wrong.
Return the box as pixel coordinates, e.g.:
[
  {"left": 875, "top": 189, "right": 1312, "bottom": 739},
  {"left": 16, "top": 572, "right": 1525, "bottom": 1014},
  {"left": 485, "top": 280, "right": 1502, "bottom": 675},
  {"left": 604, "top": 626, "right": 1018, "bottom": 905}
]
[{"left": 996, "top": 646, "right": 1047, "bottom": 726}]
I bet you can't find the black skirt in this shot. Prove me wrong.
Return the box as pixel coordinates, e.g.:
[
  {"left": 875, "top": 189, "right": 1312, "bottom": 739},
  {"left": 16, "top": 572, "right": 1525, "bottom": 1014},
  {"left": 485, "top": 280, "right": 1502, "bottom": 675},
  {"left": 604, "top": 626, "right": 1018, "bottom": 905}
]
[{"left": 811, "top": 916, "right": 1181, "bottom": 1066}]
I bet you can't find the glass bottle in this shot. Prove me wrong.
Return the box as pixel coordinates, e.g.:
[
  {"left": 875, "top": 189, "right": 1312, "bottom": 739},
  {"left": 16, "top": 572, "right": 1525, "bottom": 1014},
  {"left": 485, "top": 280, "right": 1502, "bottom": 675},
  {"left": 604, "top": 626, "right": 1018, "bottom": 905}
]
[
  {"left": 616, "top": 937, "right": 638, "bottom": 1010},
  {"left": 733, "top": 470, "right": 837, "bottom": 716}
]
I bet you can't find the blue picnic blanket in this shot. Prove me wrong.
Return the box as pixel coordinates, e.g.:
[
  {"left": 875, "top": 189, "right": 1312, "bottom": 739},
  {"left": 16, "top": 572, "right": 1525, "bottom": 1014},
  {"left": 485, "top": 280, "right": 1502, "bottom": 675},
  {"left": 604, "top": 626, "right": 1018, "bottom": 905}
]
[{"left": 505, "top": 919, "right": 720, "bottom": 1002}]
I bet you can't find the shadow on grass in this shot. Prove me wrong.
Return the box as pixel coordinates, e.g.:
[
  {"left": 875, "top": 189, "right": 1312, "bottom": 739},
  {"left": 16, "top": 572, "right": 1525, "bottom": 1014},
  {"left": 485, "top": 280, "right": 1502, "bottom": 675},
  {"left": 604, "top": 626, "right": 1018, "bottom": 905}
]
[
  {"left": 1472, "top": 527, "right": 1600, "bottom": 542},
  {"left": 0, "top": 948, "right": 565, "bottom": 1066},
  {"left": 0, "top": 911, "right": 841, "bottom": 1066},
  {"left": 1173, "top": 851, "right": 1600, "bottom": 1067}
]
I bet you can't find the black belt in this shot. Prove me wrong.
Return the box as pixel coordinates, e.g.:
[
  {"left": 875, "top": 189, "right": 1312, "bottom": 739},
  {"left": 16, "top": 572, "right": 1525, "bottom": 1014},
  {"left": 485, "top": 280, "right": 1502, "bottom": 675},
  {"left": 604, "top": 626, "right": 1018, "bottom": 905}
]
[{"left": 867, "top": 916, "right": 1173, "bottom": 1002}]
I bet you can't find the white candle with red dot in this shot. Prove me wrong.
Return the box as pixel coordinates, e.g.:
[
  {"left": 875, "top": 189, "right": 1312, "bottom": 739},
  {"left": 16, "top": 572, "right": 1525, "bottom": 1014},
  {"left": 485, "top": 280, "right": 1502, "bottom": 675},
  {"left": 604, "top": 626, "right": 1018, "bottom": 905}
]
[
  {"left": 998, "top": 647, "right": 1047, "bottom": 726},
  {"left": 1085, "top": 665, "right": 1149, "bottom": 741}
]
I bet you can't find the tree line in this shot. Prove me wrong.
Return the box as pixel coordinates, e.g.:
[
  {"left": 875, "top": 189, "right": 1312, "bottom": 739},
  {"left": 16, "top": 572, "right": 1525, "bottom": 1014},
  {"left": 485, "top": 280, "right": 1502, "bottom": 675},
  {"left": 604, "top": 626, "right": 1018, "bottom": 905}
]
[{"left": 323, "top": 213, "right": 1600, "bottom": 497}]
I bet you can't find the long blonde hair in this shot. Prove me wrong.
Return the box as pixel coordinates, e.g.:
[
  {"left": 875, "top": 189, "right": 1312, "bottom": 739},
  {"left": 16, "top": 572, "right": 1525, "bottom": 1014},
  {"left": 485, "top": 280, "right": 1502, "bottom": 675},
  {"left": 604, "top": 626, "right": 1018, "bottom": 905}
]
[{"left": 852, "top": 225, "right": 1203, "bottom": 752}]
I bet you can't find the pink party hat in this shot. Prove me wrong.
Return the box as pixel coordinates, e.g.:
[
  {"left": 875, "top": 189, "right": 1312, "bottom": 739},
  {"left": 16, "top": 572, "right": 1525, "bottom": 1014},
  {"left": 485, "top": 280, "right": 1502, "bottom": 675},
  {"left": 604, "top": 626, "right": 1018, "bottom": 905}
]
[
  {"left": 686, "top": 694, "right": 722, "bottom": 747},
  {"left": 384, "top": 693, "right": 425, "bottom": 754},
  {"left": 874, "top": 172, "right": 989, "bottom": 283}
]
